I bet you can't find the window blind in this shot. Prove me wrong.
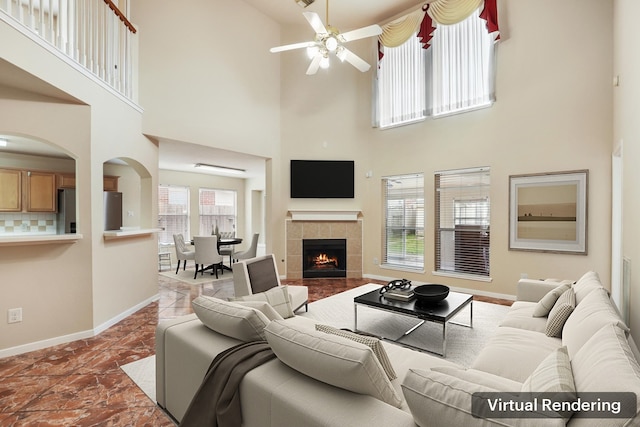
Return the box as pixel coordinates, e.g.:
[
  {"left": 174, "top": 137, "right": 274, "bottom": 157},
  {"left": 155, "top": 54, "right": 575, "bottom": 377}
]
[
  {"left": 435, "top": 167, "right": 490, "bottom": 276},
  {"left": 158, "top": 185, "right": 190, "bottom": 243},
  {"left": 382, "top": 174, "right": 425, "bottom": 269}
]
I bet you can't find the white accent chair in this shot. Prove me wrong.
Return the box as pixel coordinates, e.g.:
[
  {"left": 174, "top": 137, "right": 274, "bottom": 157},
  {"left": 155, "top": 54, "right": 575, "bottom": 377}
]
[
  {"left": 173, "top": 233, "right": 195, "bottom": 274},
  {"left": 232, "top": 254, "right": 308, "bottom": 312},
  {"left": 232, "top": 233, "right": 259, "bottom": 263},
  {"left": 193, "top": 235, "right": 224, "bottom": 279}
]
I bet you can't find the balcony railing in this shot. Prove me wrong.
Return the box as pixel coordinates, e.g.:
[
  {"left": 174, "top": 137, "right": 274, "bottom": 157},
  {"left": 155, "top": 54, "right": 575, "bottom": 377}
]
[{"left": 0, "top": 0, "right": 137, "bottom": 100}]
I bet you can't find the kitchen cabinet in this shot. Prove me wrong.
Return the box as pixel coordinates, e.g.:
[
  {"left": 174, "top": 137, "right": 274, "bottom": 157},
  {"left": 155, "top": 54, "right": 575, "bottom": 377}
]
[
  {"left": 58, "top": 173, "right": 76, "bottom": 189},
  {"left": 0, "top": 168, "right": 22, "bottom": 212},
  {"left": 103, "top": 175, "right": 119, "bottom": 192},
  {"left": 26, "top": 171, "right": 57, "bottom": 212}
]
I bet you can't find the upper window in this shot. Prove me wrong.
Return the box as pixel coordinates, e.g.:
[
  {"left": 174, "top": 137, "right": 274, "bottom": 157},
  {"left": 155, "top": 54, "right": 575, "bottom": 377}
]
[
  {"left": 158, "top": 185, "right": 190, "bottom": 243},
  {"left": 435, "top": 167, "right": 490, "bottom": 277},
  {"left": 198, "top": 188, "right": 237, "bottom": 237},
  {"left": 382, "top": 174, "right": 424, "bottom": 270},
  {"left": 375, "top": 6, "right": 498, "bottom": 128}
]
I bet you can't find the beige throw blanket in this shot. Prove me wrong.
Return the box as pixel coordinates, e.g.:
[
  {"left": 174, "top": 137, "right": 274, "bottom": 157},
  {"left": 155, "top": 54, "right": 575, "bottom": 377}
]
[{"left": 179, "top": 341, "right": 275, "bottom": 427}]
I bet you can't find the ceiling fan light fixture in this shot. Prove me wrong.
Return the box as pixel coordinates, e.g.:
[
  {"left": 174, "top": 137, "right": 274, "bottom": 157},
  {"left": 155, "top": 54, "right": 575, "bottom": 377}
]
[
  {"left": 336, "top": 47, "right": 347, "bottom": 61},
  {"left": 325, "top": 36, "right": 338, "bottom": 52},
  {"left": 319, "top": 56, "right": 330, "bottom": 69}
]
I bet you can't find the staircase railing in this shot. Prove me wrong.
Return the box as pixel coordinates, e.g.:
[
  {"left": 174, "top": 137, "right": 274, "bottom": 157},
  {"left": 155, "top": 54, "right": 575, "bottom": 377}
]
[{"left": 0, "top": 0, "right": 137, "bottom": 100}]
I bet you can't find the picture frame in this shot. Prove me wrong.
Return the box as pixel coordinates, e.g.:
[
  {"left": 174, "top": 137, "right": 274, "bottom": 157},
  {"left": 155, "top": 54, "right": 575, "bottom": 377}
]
[{"left": 509, "top": 170, "right": 588, "bottom": 254}]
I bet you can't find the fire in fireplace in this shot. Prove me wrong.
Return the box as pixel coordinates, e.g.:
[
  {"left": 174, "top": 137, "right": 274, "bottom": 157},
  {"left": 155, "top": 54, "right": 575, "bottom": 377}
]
[{"left": 302, "top": 238, "right": 347, "bottom": 278}]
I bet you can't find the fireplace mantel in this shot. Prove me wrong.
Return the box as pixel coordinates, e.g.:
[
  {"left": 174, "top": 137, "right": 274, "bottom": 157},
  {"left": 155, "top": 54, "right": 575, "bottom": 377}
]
[{"left": 288, "top": 210, "right": 361, "bottom": 222}]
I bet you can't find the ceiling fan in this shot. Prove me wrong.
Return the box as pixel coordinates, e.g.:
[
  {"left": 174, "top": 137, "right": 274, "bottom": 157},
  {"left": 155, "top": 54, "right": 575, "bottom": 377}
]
[{"left": 270, "top": 0, "right": 382, "bottom": 75}]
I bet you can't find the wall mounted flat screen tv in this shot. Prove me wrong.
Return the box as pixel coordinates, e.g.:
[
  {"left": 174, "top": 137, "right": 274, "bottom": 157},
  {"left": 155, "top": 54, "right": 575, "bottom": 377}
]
[{"left": 290, "top": 160, "right": 355, "bottom": 198}]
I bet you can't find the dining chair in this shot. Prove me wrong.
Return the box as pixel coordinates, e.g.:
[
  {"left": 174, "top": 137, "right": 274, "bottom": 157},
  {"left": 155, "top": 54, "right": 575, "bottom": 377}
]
[
  {"left": 217, "top": 231, "right": 235, "bottom": 267},
  {"left": 233, "top": 233, "right": 259, "bottom": 263},
  {"left": 193, "top": 235, "right": 224, "bottom": 279},
  {"left": 173, "top": 233, "right": 195, "bottom": 274}
]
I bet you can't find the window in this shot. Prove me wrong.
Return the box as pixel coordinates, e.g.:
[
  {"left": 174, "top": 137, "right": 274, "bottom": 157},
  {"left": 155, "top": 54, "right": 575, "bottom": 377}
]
[
  {"left": 158, "top": 185, "right": 189, "bottom": 244},
  {"left": 435, "top": 167, "right": 490, "bottom": 277},
  {"left": 375, "top": 7, "right": 497, "bottom": 128},
  {"left": 382, "top": 174, "right": 424, "bottom": 269},
  {"left": 198, "top": 188, "right": 237, "bottom": 237}
]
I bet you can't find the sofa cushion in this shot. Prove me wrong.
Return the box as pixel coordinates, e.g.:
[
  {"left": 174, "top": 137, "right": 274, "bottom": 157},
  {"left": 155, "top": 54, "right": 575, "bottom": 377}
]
[
  {"left": 521, "top": 346, "right": 576, "bottom": 421},
  {"left": 499, "top": 301, "right": 548, "bottom": 333},
  {"left": 471, "top": 326, "right": 561, "bottom": 383},
  {"left": 533, "top": 283, "right": 572, "bottom": 317},
  {"left": 234, "top": 300, "right": 284, "bottom": 321},
  {"left": 545, "top": 288, "right": 575, "bottom": 337},
  {"left": 234, "top": 285, "right": 295, "bottom": 319},
  {"left": 191, "top": 296, "right": 270, "bottom": 341},
  {"left": 401, "top": 368, "right": 564, "bottom": 427},
  {"left": 264, "top": 320, "right": 403, "bottom": 408},
  {"left": 562, "top": 287, "right": 629, "bottom": 359},
  {"left": 431, "top": 366, "right": 522, "bottom": 391},
  {"left": 315, "top": 324, "right": 397, "bottom": 380},
  {"left": 572, "top": 271, "right": 604, "bottom": 304},
  {"left": 570, "top": 323, "right": 640, "bottom": 427}
]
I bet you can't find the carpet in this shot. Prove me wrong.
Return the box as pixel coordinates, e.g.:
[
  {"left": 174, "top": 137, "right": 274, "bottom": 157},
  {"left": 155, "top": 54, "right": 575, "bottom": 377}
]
[
  {"left": 121, "top": 284, "right": 510, "bottom": 403},
  {"left": 159, "top": 266, "right": 232, "bottom": 285}
]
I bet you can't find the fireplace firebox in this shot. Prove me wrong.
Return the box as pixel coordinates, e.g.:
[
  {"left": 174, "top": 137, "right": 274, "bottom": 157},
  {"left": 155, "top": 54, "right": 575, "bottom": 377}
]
[{"left": 302, "top": 238, "right": 347, "bottom": 278}]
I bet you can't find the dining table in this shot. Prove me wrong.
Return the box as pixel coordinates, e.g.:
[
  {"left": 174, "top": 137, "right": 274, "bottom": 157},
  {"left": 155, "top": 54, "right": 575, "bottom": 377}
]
[{"left": 191, "top": 237, "right": 243, "bottom": 271}]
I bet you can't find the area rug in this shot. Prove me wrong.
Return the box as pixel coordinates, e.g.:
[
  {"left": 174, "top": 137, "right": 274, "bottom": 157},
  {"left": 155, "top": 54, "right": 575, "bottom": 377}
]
[
  {"left": 121, "top": 355, "right": 156, "bottom": 402},
  {"left": 159, "top": 267, "right": 232, "bottom": 286},
  {"left": 298, "top": 283, "right": 510, "bottom": 367},
  {"left": 122, "top": 284, "right": 510, "bottom": 403}
]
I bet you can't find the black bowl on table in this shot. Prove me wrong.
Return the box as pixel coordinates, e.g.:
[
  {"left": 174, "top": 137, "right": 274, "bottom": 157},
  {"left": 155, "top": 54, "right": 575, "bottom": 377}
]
[{"left": 413, "top": 284, "right": 450, "bottom": 304}]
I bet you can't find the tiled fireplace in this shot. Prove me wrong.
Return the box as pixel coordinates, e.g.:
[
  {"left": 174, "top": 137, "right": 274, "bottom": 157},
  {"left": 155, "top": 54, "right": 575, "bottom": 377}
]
[{"left": 286, "top": 211, "right": 362, "bottom": 279}]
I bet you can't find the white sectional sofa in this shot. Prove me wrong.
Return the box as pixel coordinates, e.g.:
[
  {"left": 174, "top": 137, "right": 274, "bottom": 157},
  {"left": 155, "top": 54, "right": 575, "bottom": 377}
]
[{"left": 156, "top": 272, "right": 640, "bottom": 426}]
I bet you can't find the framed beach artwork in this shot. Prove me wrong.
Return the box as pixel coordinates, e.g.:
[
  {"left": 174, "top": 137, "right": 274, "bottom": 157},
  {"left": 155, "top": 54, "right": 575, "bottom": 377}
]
[{"left": 509, "top": 170, "right": 588, "bottom": 254}]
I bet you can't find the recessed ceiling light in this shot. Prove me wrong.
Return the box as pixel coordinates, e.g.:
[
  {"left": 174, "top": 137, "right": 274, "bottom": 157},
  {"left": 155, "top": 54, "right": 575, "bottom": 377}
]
[{"left": 194, "top": 163, "right": 245, "bottom": 175}]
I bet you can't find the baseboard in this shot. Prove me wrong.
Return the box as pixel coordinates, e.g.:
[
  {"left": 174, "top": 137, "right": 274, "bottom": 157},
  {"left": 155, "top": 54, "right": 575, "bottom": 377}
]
[
  {"left": 0, "top": 293, "right": 160, "bottom": 359},
  {"left": 363, "top": 273, "right": 516, "bottom": 301}
]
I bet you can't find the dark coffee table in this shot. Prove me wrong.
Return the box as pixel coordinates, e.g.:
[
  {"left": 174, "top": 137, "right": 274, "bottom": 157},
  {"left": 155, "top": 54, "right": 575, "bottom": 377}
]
[{"left": 353, "top": 286, "right": 473, "bottom": 357}]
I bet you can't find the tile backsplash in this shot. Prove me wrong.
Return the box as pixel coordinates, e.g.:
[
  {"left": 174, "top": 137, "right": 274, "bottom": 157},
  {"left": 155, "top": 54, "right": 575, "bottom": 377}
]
[{"left": 0, "top": 213, "right": 57, "bottom": 235}]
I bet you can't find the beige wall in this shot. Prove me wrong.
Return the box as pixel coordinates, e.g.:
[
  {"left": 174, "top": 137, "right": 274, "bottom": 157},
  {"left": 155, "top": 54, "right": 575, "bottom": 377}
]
[
  {"left": 273, "top": 0, "right": 614, "bottom": 299},
  {"left": 0, "top": 16, "right": 158, "bottom": 352},
  {"left": 131, "top": 0, "right": 282, "bottom": 160},
  {"left": 613, "top": 0, "right": 640, "bottom": 342}
]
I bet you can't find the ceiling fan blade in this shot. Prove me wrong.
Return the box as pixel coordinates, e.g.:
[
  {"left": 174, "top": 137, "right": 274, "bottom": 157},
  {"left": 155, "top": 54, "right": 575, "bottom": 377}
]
[
  {"left": 340, "top": 24, "right": 383, "bottom": 43},
  {"left": 341, "top": 48, "right": 371, "bottom": 72},
  {"left": 306, "top": 54, "right": 322, "bottom": 75},
  {"left": 270, "top": 41, "right": 317, "bottom": 53},
  {"left": 303, "top": 11, "right": 328, "bottom": 34}
]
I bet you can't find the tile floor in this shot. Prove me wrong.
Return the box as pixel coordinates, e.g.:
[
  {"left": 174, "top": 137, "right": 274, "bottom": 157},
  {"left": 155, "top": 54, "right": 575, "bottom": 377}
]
[{"left": 0, "top": 273, "right": 511, "bottom": 426}]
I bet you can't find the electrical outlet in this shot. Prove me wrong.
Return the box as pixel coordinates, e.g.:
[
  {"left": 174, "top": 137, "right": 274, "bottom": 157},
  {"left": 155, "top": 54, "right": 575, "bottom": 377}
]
[
  {"left": 373, "top": 257, "right": 379, "bottom": 265},
  {"left": 8, "top": 308, "right": 22, "bottom": 324}
]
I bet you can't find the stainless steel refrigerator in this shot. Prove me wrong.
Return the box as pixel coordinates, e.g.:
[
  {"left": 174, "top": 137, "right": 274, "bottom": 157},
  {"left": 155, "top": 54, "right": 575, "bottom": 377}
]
[
  {"left": 57, "top": 189, "right": 76, "bottom": 234},
  {"left": 104, "top": 191, "right": 123, "bottom": 231}
]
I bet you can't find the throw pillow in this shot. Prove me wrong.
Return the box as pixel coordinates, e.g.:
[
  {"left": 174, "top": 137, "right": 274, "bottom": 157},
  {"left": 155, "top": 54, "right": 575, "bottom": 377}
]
[
  {"left": 533, "top": 283, "right": 572, "bottom": 317},
  {"left": 191, "top": 296, "right": 270, "bottom": 341},
  {"left": 545, "top": 288, "right": 575, "bottom": 337},
  {"left": 315, "top": 324, "right": 397, "bottom": 380},
  {"left": 572, "top": 271, "right": 605, "bottom": 304},
  {"left": 234, "top": 300, "right": 284, "bottom": 321},
  {"left": 521, "top": 346, "right": 577, "bottom": 421},
  {"left": 233, "top": 285, "right": 295, "bottom": 319},
  {"left": 264, "top": 320, "right": 403, "bottom": 408}
]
